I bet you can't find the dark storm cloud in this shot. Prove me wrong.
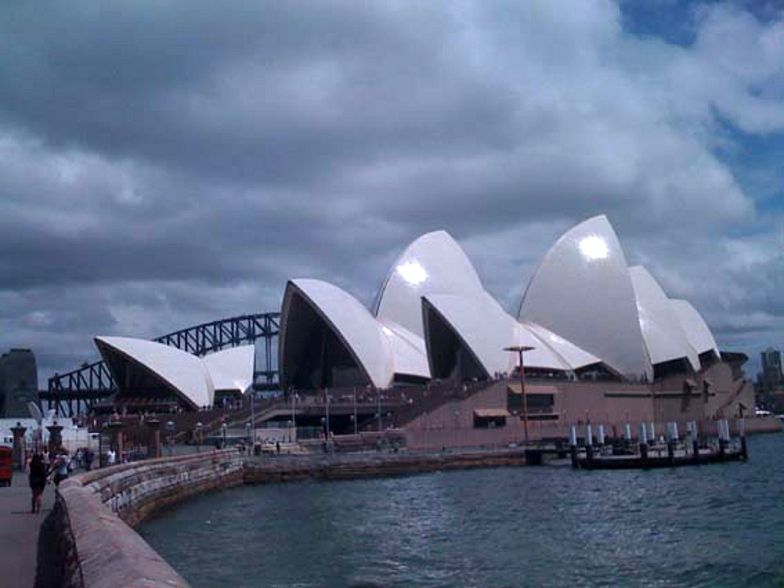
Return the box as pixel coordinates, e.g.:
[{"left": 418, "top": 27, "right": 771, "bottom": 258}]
[
  {"left": 0, "top": 1, "right": 515, "bottom": 186},
  {"left": 0, "top": 0, "right": 782, "bottom": 380}
]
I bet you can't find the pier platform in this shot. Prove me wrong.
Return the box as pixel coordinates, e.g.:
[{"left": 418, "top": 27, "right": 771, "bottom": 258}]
[{"left": 573, "top": 446, "right": 746, "bottom": 470}]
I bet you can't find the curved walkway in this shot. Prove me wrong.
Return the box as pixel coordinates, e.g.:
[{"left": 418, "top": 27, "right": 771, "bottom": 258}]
[{"left": 0, "top": 472, "right": 54, "bottom": 588}]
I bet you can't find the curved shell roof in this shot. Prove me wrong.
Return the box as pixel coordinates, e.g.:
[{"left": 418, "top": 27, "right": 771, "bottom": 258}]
[
  {"left": 203, "top": 345, "right": 255, "bottom": 393},
  {"left": 375, "top": 230, "right": 485, "bottom": 338},
  {"left": 379, "top": 320, "right": 431, "bottom": 379},
  {"left": 519, "top": 215, "right": 652, "bottom": 380},
  {"left": 424, "top": 292, "right": 575, "bottom": 376},
  {"left": 283, "top": 279, "right": 396, "bottom": 389},
  {"left": 670, "top": 299, "right": 720, "bottom": 358},
  {"left": 424, "top": 292, "right": 521, "bottom": 377},
  {"left": 278, "top": 216, "right": 720, "bottom": 388},
  {"left": 522, "top": 321, "right": 602, "bottom": 371},
  {"left": 94, "top": 336, "right": 214, "bottom": 409},
  {"left": 629, "top": 266, "right": 700, "bottom": 371}
]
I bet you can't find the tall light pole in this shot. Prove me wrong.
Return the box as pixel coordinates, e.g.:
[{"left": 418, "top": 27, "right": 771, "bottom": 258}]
[
  {"left": 250, "top": 392, "right": 256, "bottom": 449},
  {"left": 504, "top": 345, "right": 535, "bottom": 446},
  {"left": 290, "top": 389, "right": 297, "bottom": 441},
  {"left": 377, "top": 388, "right": 382, "bottom": 433},
  {"left": 324, "top": 387, "right": 330, "bottom": 440},
  {"left": 353, "top": 387, "right": 358, "bottom": 436}
]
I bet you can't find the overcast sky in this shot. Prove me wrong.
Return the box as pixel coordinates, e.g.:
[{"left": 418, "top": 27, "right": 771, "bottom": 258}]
[{"left": 1, "top": 0, "right": 782, "bottom": 385}]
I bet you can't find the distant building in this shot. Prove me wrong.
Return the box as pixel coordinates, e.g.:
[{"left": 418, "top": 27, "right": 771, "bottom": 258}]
[
  {"left": 0, "top": 348, "right": 39, "bottom": 418},
  {"left": 755, "top": 347, "right": 784, "bottom": 412},
  {"left": 758, "top": 347, "right": 783, "bottom": 390}
]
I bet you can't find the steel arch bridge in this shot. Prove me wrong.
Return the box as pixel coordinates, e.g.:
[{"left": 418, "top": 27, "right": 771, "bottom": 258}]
[{"left": 43, "top": 312, "right": 280, "bottom": 416}]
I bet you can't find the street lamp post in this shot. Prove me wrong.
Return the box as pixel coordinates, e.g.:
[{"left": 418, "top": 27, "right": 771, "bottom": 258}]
[
  {"left": 353, "top": 387, "right": 358, "bottom": 436},
  {"left": 290, "top": 390, "right": 296, "bottom": 440},
  {"left": 250, "top": 392, "right": 256, "bottom": 449},
  {"left": 195, "top": 422, "right": 203, "bottom": 453},
  {"left": 377, "top": 388, "right": 382, "bottom": 433},
  {"left": 221, "top": 422, "right": 227, "bottom": 448},
  {"left": 504, "top": 345, "right": 535, "bottom": 446},
  {"left": 324, "top": 388, "right": 330, "bottom": 440}
]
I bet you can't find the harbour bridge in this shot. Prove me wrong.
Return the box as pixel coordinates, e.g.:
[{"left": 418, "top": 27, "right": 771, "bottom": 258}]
[{"left": 42, "top": 312, "right": 280, "bottom": 416}]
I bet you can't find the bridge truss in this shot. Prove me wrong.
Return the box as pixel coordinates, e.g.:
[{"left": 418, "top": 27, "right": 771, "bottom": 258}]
[{"left": 44, "top": 312, "right": 280, "bottom": 416}]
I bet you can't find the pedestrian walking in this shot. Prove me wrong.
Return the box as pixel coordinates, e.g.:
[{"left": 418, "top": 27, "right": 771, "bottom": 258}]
[
  {"left": 28, "top": 453, "right": 47, "bottom": 513},
  {"left": 51, "top": 450, "right": 70, "bottom": 487}
]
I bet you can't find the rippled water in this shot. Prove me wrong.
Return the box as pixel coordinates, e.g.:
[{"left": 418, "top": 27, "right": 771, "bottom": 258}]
[{"left": 140, "top": 434, "right": 784, "bottom": 588}]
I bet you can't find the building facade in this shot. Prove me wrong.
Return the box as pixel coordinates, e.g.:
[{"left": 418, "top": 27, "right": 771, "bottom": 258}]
[{"left": 0, "top": 348, "right": 38, "bottom": 418}]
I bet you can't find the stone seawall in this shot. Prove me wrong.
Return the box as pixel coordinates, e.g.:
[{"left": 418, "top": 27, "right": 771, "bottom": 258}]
[
  {"left": 36, "top": 449, "right": 243, "bottom": 588},
  {"left": 36, "top": 447, "right": 528, "bottom": 587},
  {"left": 243, "top": 449, "right": 528, "bottom": 484}
]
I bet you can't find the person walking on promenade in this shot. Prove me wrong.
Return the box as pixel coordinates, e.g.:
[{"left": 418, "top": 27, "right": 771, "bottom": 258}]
[
  {"left": 51, "top": 450, "right": 70, "bottom": 487},
  {"left": 28, "top": 453, "right": 47, "bottom": 514}
]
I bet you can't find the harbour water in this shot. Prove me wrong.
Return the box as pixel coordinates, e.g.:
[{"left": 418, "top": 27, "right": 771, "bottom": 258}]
[{"left": 140, "top": 434, "right": 784, "bottom": 588}]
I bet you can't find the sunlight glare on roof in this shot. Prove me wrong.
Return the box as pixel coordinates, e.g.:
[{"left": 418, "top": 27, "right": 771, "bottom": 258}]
[
  {"left": 396, "top": 260, "right": 428, "bottom": 285},
  {"left": 578, "top": 235, "right": 609, "bottom": 260}
]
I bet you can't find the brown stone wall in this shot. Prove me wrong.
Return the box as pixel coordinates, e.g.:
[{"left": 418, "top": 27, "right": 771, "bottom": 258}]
[
  {"left": 403, "top": 374, "right": 778, "bottom": 450},
  {"left": 37, "top": 449, "right": 242, "bottom": 588},
  {"left": 243, "top": 449, "right": 529, "bottom": 484}
]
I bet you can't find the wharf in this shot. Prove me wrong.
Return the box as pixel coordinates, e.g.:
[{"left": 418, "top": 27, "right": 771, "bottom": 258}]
[{"left": 573, "top": 446, "right": 746, "bottom": 470}]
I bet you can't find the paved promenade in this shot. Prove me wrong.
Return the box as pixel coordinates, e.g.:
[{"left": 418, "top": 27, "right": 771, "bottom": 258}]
[{"left": 0, "top": 472, "right": 54, "bottom": 588}]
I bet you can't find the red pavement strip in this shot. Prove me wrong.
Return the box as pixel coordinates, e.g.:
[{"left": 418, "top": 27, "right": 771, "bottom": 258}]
[{"left": 0, "top": 472, "right": 54, "bottom": 588}]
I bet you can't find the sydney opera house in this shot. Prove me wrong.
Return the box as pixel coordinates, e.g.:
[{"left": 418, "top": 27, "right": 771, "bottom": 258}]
[
  {"left": 282, "top": 215, "right": 724, "bottom": 384},
  {"left": 89, "top": 215, "right": 753, "bottom": 446},
  {"left": 277, "top": 215, "right": 752, "bottom": 446}
]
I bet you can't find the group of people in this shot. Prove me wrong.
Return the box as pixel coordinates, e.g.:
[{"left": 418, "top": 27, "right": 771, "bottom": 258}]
[{"left": 25, "top": 446, "right": 96, "bottom": 514}]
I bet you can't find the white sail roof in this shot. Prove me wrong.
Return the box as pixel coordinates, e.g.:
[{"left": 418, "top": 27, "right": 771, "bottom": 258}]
[
  {"left": 379, "top": 320, "right": 431, "bottom": 379},
  {"left": 424, "top": 292, "right": 582, "bottom": 376},
  {"left": 629, "top": 266, "right": 700, "bottom": 371},
  {"left": 203, "top": 345, "right": 255, "bottom": 393},
  {"left": 278, "top": 216, "right": 720, "bottom": 387},
  {"left": 94, "top": 336, "right": 214, "bottom": 409},
  {"left": 519, "top": 215, "right": 652, "bottom": 380},
  {"left": 670, "top": 299, "right": 720, "bottom": 358},
  {"left": 284, "top": 279, "right": 396, "bottom": 389},
  {"left": 424, "top": 292, "right": 521, "bottom": 377},
  {"left": 522, "top": 321, "right": 602, "bottom": 371},
  {"left": 375, "top": 230, "right": 485, "bottom": 338}
]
